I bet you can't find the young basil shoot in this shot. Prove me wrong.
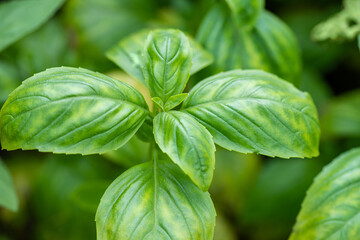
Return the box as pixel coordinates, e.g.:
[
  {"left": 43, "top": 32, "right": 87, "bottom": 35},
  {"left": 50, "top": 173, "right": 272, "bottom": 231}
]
[{"left": 0, "top": 28, "right": 320, "bottom": 240}]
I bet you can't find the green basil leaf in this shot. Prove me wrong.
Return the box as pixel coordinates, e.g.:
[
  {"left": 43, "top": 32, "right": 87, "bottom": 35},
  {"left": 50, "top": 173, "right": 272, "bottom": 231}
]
[
  {"left": 197, "top": 3, "right": 301, "bottom": 85},
  {"left": 107, "top": 29, "right": 212, "bottom": 86},
  {"left": 290, "top": 148, "right": 360, "bottom": 240},
  {"left": 106, "top": 29, "right": 149, "bottom": 86},
  {"left": 182, "top": 70, "right": 320, "bottom": 158},
  {"left": 0, "top": 0, "right": 65, "bottom": 52},
  {"left": 143, "top": 29, "right": 192, "bottom": 102},
  {"left": 224, "top": 0, "right": 264, "bottom": 30},
  {"left": 164, "top": 93, "right": 188, "bottom": 111},
  {"left": 0, "top": 67, "right": 149, "bottom": 155},
  {"left": 0, "top": 158, "right": 18, "bottom": 212},
  {"left": 187, "top": 36, "right": 214, "bottom": 75},
  {"left": 154, "top": 111, "right": 215, "bottom": 191},
  {"left": 321, "top": 89, "right": 360, "bottom": 138},
  {"left": 96, "top": 151, "right": 216, "bottom": 239},
  {"left": 152, "top": 97, "right": 165, "bottom": 111}
]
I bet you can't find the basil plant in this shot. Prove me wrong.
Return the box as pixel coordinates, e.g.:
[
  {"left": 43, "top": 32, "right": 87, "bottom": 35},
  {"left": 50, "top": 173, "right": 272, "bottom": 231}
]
[{"left": 0, "top": 29, "right": 320, "bottom": 239}]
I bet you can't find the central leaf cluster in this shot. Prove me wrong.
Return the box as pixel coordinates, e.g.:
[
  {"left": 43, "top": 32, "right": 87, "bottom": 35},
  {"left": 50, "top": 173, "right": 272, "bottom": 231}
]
[{"left": 0, "top": 28, "right": 320, "bottom": 240}]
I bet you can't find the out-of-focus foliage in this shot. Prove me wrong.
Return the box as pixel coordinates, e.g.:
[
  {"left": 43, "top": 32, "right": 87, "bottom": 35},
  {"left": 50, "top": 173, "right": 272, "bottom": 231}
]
[
  {"left": 224, "top": 0, "right": 264, "bottom": 30},
  {"left": 290, "top": 148, "right": 360, "bottom": 239},
  {"left": 284, "top": 8, "right": 345, "bottom": 72},
  {"left": 104, "top": 136, "right": 149, "bottom": 168},
  {"left": 241, "top": 158, "right": 322, "bottom": 240},
  {"left": 64, "top": 0, "right": 156, "bottom": 71},
  {"left": 312, "top": 0, "right": 360, "bottom": 42},
  {"left": 0, "top": 158, "right": 18, "bottom": 212},
  {"left": 210, "top": 150, "right": 260, "bottom": 213},
  {"left": 196, "top": 2, "right": 301, "bottom": 84},
  {"left": 0, "top": 61, "right": 19, "bottom": 105},
  {"left": 321, "top": 90, "right": 360, "bottom": 138},
  {"left": 70, "top": 180, "right": 110, "bottom": 213},
  {"left": 32, "top": 154, "right": 120, "bottom": 240},
  {"left": 299, "top": 68, "right": 333, "bottom": 109},
  {"left": 0, "top": 0, "right": 65, "bottom": 52},
  {"left": 1, "top": 20, "right": 77, "bottom": 79},
  {"left": 213, "top": 213, "right": 237, "bottom": 240}
]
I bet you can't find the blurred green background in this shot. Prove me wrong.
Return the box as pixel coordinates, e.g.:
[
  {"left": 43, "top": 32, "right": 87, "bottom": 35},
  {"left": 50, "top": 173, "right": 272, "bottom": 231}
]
[{"left": 0, "top": 0, "right": 359, "bottom": 239}]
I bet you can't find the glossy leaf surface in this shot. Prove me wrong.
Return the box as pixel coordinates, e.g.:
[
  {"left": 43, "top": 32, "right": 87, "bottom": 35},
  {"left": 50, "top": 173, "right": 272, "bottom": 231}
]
[
  {"left": 197, "top": 3, "right": 301, "bottom": 84},
  {"left": 0, "top": 158, "right": 18, "bottom": 212},
  {"left": 224, "top": 0, "right": 264, "bottom": 30},
  {"left": 152, "top": 97, "right": 165, "bottom": 111},
  {"left": 96, "top": 153, "right": 216, "bottom": 240},
  {"left": 154, "top": 111, "right": 215, "bottom": 191},
  {"left": 0, "top": 67, "right": 149, "bottom": 154},
  {"left": 290, "top": 148, "right": 360, "bottom": 240},
  {"left": 106, "top": 29, "right": 213, "bottom": 86},
  {"left": 164, "top": 93, "right": 188, "bottom": 111},
  {"left": 0, "top": 0, "right": 65, "bottom": 52},
  {"left": 106, "top": 29, "right": 149, "bottom": 85},
  {"left": 182, "top": 70, "right": 320, "bottom": 158},
  {"left": 143, "top": 29, "right": 192, "bottom": 102}
]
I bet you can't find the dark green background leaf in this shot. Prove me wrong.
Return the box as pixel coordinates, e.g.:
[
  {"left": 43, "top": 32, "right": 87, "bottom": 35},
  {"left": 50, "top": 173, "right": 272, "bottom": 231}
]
[
  {"left": 0, "top": 0, "right": 65, "bottom": 52},
  {"left": 0, "top": 158, "right": 18, "bottom": 212},
  {"left": 0, "top": 61, "right": 20, "bottom": 104},
  {"left": 104, "top": 136, "right": 149, "bottom": 168},
  {"left": 64, "top": 0, "right": 154, "bottom": 70},
  {"left": 321, "top": 90, "right": 360, "bottom": 138},
  {"left": 70, "top": 180, "right": 110, "bottom": 213},
  {"left": 224, "top": 0, "right": 264, "bottom": 30},
  {"left": 197, "top": 3, "right": 301, "bottom": 84}
]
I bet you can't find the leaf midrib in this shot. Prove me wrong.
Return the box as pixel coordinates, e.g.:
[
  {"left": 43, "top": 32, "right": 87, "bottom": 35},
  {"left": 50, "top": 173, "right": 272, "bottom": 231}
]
[
  {"left": 183, "top": 97, "right": 318, "bottom": 124},
  {"left": 1, "top": 95, "right": 148, "bottom": 127}
]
